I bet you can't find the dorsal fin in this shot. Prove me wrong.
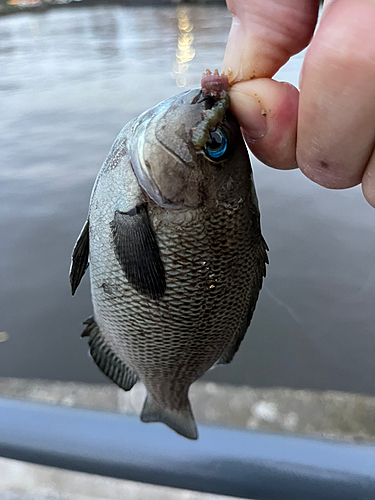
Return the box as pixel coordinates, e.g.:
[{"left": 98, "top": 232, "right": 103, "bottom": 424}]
[{"left": 70, "top": 220, "right": 90, "bottom": 295}]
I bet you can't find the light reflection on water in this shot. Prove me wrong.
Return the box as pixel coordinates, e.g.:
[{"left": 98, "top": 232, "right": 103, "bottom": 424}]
[
  {"left": 0, "top": 5, "right": 374, "bottom": 395},
  {"left": 172, "top": 6, "right": 195, "bottom": 88}
]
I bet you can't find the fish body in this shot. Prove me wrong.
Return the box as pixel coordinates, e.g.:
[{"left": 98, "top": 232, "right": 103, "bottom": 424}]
[{"left": 70, "top": 88, "right": 268, "bottom": 439}]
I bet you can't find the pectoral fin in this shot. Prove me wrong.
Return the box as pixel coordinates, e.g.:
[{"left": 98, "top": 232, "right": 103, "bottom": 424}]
[
  {"left": 70, "top": 220, "right": 90, "bottom": 295},
  {"left": 110, "top": 204, "right": 166, "bottom": 300}
]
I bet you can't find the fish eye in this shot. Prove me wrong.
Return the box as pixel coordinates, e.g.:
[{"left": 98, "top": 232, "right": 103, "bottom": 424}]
[{"left": 203, "top": 129, "right": 228, "bottom": 161}]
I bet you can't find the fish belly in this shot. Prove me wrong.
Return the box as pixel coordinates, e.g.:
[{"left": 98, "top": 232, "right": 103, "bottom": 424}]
[{"left": 89, "top": 199, "right": 263, "bottom": 409}]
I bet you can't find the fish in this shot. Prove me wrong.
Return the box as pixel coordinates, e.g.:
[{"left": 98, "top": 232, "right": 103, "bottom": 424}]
[{"left": 70, "top": 75, "right": 268, "bottom": 440}]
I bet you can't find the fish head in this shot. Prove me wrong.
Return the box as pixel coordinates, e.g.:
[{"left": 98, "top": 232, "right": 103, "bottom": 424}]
[{"left": 129, "top": 89, "right": 251, "bottom": 210}]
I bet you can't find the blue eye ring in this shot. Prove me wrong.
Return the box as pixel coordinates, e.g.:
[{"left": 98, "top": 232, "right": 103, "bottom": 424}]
[{"left": 204, "top": 129, "right": 228, "bottom": 160}]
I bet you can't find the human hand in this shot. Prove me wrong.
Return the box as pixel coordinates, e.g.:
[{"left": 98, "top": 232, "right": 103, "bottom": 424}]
[{"left": 223, "top": 0, "right": 375, "bottom": 208}]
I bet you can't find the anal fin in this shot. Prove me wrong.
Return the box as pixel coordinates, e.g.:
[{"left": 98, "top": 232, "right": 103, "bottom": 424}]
[
  {"left": 141, "top": 392, "right": 198, "bottom": 440},
  {"left": 82, "top": 316, "right": 138, "bottom": 392}
]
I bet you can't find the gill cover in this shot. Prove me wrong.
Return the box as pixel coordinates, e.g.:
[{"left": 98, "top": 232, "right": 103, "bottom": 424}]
[{"left": 129, "top": 90, "right": 208, "bottom": 209}]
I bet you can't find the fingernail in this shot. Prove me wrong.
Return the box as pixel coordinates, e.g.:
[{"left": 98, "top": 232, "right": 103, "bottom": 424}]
[
  {"left": 242, "top": 109, "right": 268, "bottom": 140},
  {"left": 222, "top": 16, "right": 244, "bottom": 84},
  {"left": 230, "top": 89, "right": 267, "bottom": 140}
]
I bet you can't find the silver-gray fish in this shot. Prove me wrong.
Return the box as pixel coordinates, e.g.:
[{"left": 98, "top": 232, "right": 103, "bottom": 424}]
[{"left": 70, "top": 87, "right": 268, "bottom": 440}]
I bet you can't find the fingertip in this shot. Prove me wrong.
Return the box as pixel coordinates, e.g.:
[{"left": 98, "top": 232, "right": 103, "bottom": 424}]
[
  {"left": 296, "top": 0, "right": 375, "bottom": 191},
  {"left": 362, "top": 165, "right": 375, "bottom": 209},
  {"left": 230, "top": 79, "right": 299, "bottom": 170},
  {"left": 296, "top": 156, "right": 362, "bottom": 190}
]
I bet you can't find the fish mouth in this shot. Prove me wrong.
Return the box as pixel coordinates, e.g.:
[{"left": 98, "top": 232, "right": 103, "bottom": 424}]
[{"left": 190, "top": 90, "right": 215, "bottom": 106}]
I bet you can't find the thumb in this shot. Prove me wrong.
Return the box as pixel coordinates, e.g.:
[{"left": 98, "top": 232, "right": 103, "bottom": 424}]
[{"left": 223, "top": 0, "right": 320, "bottom": 83}]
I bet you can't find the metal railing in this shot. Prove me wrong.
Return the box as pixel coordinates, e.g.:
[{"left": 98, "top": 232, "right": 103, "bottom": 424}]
[{"left": 0, "top": 397, "right": 374, "bottom": 500}]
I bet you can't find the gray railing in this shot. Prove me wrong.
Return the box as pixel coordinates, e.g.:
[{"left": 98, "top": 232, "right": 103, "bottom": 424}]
[{"left": 0, "top": 397, "right": 374, "bottom": 500}]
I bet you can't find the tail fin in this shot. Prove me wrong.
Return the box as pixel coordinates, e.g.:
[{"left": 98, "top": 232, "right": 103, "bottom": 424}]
[{"left": 141, "top": 392, "right": 198, "bottom": 440}]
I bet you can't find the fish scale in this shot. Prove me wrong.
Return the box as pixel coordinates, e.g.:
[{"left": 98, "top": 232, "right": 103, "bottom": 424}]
[
  {"left": 70, "top": 87, "right": 268, "bottom": 439},
  {"left": 94, "top": 200, "right": 260, "bottom": 392}
]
